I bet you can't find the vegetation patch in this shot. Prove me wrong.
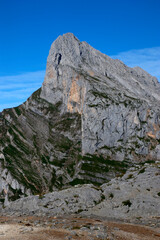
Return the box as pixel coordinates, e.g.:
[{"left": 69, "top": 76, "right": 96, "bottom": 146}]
[
  {"left": 109, "top": 193, "right": 114, "bottom": 198},
  {"left": 138, "top": 168, "right": 145, "bottom": 174},
  {"left": 127, "top": 174, "right": 133, "bottom": 179},
  {"left": 69, "top": 154, "right": 130, "bottom": 187},
  {"left": 14, "top": 107, "right": 22, "bottom": 116},
  {"left": 70, "top": 178, "right": 93, "bottom": 186},
  {"left": 81, "top": 154, "right": 129, "bottom": 172},
  {"left": 55, "top": 136, "right": 73, "bottom": 152},
  {"left": 8, "top": 186, "right": 24, "bottom": 201},
  {"left": 53, "top": 112, "right": 81, "bottom": 132},
  {"left": 122, "top": 200, "right": 132, "bottom": 207},
  {"left": 67, "top": 162, "right": 76, "bottom": 177},
  {"left": 31, "top": 88, "right": 41, "bottom": 100}
]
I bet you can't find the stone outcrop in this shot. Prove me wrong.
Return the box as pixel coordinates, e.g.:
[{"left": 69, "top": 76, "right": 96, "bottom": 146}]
[
  {"left": 2, "top": 163, "right": 160, "bottom": 223},
  {"left": 0, "top": 33, "right": 160, "bottom": 202},
  {"left": 85, "top": 163, "right": 160, "bottom": 220},
  {"left": 2, "top": 184, "right": 102, "bottom": 216}
]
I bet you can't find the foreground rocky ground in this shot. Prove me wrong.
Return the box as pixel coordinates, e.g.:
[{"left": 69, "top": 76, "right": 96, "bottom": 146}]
[
  {"left": 0, "top": 163, "right": 159, "bottom": 239},
  {"left": 0, "top": 215, "right": 160, "bottom": 240},
  {"left": 2, "top": 163, "right": 160, "bottom": 221}
]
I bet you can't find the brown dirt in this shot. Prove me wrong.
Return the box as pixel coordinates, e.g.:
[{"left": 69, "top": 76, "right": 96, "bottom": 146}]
[{"left": 0, "top": 216, "right": 159, "bottom": 240}]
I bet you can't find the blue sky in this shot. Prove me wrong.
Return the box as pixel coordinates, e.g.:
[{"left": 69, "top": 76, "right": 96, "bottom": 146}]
[{"left": 0, "top": 0, "right": 160, "bottom": 111}]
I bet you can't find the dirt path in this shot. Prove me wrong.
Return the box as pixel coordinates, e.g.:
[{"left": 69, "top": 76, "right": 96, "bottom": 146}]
[{"left": 0, "top": 216, "right": 159, "bottom": 240}]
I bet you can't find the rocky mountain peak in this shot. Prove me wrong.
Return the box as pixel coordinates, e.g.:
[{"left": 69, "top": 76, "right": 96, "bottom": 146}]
[
  {"left": 0, "top": 33, "right": 160, "bottom": 205},
  {"left": 40, "top": 33, "right": 160, "bottom": 114},
  {"left": 49, "top": 32, "right": 81, "bottom": 66}
]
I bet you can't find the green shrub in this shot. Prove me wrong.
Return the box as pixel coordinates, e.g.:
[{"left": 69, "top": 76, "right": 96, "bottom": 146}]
[
  {"left": 109, "top": 193, "right": 114, "bottom": 198},
  {"left": 122, "top": 200, "right": 132, "bottom": 207}
]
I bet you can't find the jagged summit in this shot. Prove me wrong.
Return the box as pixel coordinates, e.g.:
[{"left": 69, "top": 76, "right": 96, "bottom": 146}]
[
  {"left": 41, "top": 33, "right": 160, "bottom": 111},
  {"left": 0, "top": 34, "right": 160, "bottom": 204}
]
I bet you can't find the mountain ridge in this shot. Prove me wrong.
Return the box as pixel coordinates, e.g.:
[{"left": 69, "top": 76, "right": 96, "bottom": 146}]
[{"left": 0, "top": 33, "right": 160, "bottom": 205}]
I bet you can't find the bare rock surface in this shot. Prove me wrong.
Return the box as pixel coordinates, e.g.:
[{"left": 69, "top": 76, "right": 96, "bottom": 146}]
[
  {"left": 85, "top": 163, "right": 160, "bottom": 221},
  {"left": 2, "top": 164, "right": 160, "bottom": 224},
  {"left": 2, "top": 184, "right": 102, "bottom": 216}
]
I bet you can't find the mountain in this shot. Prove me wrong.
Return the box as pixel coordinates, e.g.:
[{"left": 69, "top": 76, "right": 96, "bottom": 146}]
[{"left": 0, "top": 33, "right": 160, "bottom": 205}]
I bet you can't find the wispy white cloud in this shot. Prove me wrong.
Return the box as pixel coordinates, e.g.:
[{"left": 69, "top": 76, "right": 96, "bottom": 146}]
[
  {"left": 0, "top": 70, "right": 45, "bottom": 112},
  {"left": 111, "top": 47, "right": 160, "bottom": 80}
]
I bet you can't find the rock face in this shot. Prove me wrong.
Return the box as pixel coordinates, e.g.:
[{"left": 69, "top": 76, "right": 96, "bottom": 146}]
[
  {"left": 0, "top": 33, "right": 160, "bottom": 202},
  {"left": 41, "top": 33, "right": 160, "bottom": 157}
]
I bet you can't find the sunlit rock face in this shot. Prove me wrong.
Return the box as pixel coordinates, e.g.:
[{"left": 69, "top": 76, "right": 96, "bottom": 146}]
[
  {"left": 0, "top": 33, "right": 160, "bottom": 202},
  {"left": 41, "top": 33, "right": 160, "bottom": 157}
]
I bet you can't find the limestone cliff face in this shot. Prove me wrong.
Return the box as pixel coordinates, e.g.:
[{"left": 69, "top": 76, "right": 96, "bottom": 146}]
[
  {"left": 41, "top": 33, "right": 160, "bottom": 158},
  {"left": 0, "top": 33, "right": 160, "bottom": 203}
]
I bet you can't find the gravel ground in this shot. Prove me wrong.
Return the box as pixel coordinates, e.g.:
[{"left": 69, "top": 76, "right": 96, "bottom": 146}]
[{"left": 0, "top": 215, "right": 159, "bottom": 240}]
